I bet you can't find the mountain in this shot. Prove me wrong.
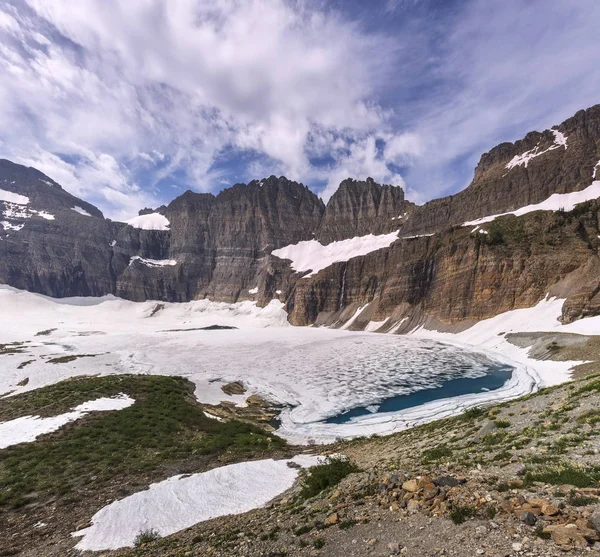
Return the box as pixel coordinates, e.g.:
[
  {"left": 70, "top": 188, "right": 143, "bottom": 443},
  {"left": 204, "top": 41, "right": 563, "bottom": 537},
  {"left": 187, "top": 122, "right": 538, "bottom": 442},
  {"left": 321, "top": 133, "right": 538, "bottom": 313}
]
[{"left": 1, "top": 104, "right": 600, "bottom": 329}]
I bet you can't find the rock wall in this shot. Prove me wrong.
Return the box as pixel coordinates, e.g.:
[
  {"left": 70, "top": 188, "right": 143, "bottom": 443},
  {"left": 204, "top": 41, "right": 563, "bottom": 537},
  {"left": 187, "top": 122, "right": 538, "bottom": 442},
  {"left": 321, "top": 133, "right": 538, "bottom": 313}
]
[{"left": 1, "top": 104, "right": 600, "bottom": 328}]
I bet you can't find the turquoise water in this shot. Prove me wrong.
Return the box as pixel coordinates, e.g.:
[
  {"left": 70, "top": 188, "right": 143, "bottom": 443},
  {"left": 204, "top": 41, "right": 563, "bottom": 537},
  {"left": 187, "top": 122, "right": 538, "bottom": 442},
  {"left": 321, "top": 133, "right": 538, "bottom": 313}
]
[{"left": 326, "top": 364, "right": 513, "bottom": 424}]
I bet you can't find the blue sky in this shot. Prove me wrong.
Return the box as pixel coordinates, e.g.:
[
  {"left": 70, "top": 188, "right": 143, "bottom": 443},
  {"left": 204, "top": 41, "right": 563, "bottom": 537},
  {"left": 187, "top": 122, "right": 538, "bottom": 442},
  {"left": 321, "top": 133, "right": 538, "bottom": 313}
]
[{"left": 0, "top": 0, "right": 599, "bottom": 220}]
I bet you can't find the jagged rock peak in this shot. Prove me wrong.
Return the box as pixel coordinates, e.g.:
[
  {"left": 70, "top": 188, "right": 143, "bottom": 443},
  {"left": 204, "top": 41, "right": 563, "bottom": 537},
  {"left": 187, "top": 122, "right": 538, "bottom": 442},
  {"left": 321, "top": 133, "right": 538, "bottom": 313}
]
[
  {"left": 473, "top": 103, "right": 600, "bottom": 184},
  {"left": 317, "top": 177, "right": 413, "bottom": 243},
  {"left": 0, "top": 159, "right": 104, "bottom": 218}
]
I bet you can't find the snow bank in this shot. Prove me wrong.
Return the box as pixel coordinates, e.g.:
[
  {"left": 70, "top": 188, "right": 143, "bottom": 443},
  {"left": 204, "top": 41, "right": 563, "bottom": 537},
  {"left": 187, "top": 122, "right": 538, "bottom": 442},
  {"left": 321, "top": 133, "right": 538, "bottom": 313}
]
[
  {"left": 126, "top": 213, "right": 170, "bottom": 231},
  {"left": 271, "top": 231, "right": 399, "bottom": 277},
  {"left": 129, "top": 256, "right": 177, "bottom": 268},
  {"left": 464, "top": 181, "right": 600, "bottom": 227},
  {"left": 1, "top": 221, "right": 24, "bottom": 231},
  {"left": 506, "top": 128, "right": 568, "bottom": 170},
  {"left": 0, "top": 189, "right": 29, "bottom": 205},
  {"left": 71, "top": 206, "right": 91, "bottom": 216},
  {"left": 73, "top": 455, "right": 321, "bottom": 550},
  {"left": 0, "top": 394, "right": 134, "bottom": 449}
]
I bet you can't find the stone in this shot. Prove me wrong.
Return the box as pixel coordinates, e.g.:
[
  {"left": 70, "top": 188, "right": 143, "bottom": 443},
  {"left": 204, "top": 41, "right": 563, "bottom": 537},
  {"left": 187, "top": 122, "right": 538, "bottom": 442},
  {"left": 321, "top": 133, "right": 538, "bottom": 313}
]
[
  {"left": 387, "top": 542, "right": 401, "bottom": 555},
  {"left": 514, "top": 463, "right": 527, "bottom": 476},
  {"left": 551, "top": 525, "right": 590, "bottom": 550},
  {"left": 221, "top": 381, "right": 246, "bottom": 395},
  {"left": 591, "top": 511, "right": 600, "bottom": 534},
  {"left": 433, "top": 476, "right": 465, "bottom": 488},
  {"left": 540, "top": 502, "right": 560, "bottom": 517},
  {"left": 519, "top": 511, "right": 537, "bottom": 526},
  {"left": 407, "top": 500, "right": 420, "bottom": 513},
  {"left": 473, "top": 421, "right": 497, "bottom": 443},
  {"left": 402, "top": 479, "right": 419, "bottom": 493},
  {"left": 324, "top": 512, "right": 339, "bottom": 526},
  {"left": 423, "top": 485, "right": 439, "bottom": 500}
]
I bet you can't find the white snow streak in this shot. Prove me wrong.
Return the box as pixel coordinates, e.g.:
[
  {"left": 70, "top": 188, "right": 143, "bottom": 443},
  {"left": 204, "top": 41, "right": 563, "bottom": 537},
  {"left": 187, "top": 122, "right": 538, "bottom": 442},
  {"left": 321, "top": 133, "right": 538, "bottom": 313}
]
[
  {"left": 126, "top": 213, "right": 170, "bottom": 231},
  {"left": 505, "top": 128, "right": 568, "bottom": 170},
  {"left": 272, "top": 231, "right": 399, "bottom": 277},
  {"left": 0, "top": 394, "right": 134, "bottom": 449},
  {"left": 71, "top": 206, "right": 91, "bottom": 217},
  {"left": 129, "top": 256, "right": 177, "bottom": 268},
  {"left": 0, "top": 189, "right": 29, "bottom": 205},
  {"left": 464, "top": 181, "right": 600, "bottom": 227},
  {"left": 73, "top": 455, "right": 321, "bottom": 550}
]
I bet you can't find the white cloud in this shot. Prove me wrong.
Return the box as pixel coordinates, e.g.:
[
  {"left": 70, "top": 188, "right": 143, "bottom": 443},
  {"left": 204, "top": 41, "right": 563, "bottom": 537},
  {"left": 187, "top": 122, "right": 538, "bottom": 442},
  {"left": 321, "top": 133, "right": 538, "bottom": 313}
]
[
  {"left": 0, "top": 0, "right": 599, "bottom": 218},
  {"left": 0, "top": 0, "right": 406, "bottom": 217}
]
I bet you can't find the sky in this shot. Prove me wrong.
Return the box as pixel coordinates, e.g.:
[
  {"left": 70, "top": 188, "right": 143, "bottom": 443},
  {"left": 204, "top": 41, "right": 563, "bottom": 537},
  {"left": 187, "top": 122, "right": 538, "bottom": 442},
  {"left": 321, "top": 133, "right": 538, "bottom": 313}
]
[{"left": 0, "top": 0, "right": 599, "bottom": 221}]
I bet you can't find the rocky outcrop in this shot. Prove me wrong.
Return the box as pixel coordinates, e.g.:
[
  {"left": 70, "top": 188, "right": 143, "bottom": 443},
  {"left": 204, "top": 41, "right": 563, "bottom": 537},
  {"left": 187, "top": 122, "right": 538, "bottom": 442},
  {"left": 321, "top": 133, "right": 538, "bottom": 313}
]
[
  {"left": 286, "top": 206, "right": 600, "bottom": 326},
  {"left": 1, "top": 104, "right": 600, "bottom": 328},
  {"left": 316, "top": 178, "right": 414, "bottom": 243},
  {"left": 401, "top": 104, "right": 600, "bottom": 236}
]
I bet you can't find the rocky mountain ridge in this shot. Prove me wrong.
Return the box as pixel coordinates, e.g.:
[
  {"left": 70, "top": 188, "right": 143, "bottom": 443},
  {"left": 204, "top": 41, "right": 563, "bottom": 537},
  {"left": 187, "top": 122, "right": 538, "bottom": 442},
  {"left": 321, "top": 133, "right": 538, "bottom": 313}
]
[{"left": 1, "top": 104, "right": 600, "bottom": 328}]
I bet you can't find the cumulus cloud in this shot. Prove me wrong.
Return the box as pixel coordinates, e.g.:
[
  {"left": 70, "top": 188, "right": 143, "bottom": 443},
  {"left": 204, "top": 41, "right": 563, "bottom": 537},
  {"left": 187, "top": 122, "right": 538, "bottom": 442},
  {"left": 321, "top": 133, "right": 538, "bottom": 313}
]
[
  {"left": 0, "top": 0, "right": 417, "bottom": 218},
  {"left": 0, "top": 0, "right": 598, "bottom": 218}
]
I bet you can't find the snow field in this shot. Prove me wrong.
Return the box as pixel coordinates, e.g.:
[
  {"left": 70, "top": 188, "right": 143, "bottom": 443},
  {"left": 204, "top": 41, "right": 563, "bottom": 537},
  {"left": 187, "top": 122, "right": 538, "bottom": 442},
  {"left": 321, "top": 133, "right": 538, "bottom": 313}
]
[{"left": 72, "top": 455, "right": 322, "bottom": 550}]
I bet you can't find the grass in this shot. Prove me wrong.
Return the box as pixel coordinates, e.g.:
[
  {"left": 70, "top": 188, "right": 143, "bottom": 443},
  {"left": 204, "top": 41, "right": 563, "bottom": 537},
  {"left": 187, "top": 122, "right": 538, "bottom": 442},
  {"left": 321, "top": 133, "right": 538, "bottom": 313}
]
[
  {"left": 0, "top": 375, "right": 287, "bottom": 508},
  {"left": 299, "top": 457, "right": 359, "bottom": 500},
  {"left": 46, "top": 354, "right": 97, "bottom": 364},
  {"left": 422, "top": 444, "right": 453, "bottom": 463},
  {"left": 0, "top": 342, "right": 27, "bottom": 355},
  {"left": 525, "top": 463, "right": 600, "bottom": 488},
  {"left": 449, "top": 505, "right": 476, "bottom": 525},
  {"left": 567, "top": 494, "right": 598, "bottom": 506}
]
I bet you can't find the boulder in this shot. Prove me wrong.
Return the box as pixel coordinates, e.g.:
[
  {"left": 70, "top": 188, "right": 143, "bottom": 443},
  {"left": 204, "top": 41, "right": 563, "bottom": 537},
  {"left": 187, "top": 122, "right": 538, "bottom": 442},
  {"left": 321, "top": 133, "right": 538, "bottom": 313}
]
[{"left": 402, "top": 479, "right": 419, "bottom": 493}]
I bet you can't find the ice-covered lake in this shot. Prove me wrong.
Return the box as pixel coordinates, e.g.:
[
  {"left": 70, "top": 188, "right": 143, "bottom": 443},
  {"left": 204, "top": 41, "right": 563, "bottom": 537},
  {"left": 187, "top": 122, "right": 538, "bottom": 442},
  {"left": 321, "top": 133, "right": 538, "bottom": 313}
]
[{"left": 0, "top": 286, "right": 562, "bottom": 443}]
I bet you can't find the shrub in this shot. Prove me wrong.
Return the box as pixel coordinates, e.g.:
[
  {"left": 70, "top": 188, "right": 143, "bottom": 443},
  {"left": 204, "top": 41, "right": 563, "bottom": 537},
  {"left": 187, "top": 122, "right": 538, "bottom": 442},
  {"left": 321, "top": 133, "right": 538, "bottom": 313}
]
[
  {"left": 449, "top": 505, "right": 476, "bottom": 525},
  {"left": 525, "top": 463, "right": 600, "bottom": 488},
  {"left": 567, "top": 494, "right": 598, "bottom": 506},
  {"left": 134, "top": 529, "right": 161, "bottom": 546},
  {"left": 299, "top": 457, "right": 359, "bottom": 500},
  {"left": 422, "top": 445, "right": 453, "bottom": 463}
]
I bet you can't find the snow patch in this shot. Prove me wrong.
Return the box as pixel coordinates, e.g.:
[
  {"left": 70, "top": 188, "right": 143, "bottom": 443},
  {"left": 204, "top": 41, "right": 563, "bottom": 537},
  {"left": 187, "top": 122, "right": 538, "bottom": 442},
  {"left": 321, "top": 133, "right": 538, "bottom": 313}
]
[
  {"left": 365, "top": 318, "right": 390, "bottom": 332},
  {"left": 129, "top": 256, "right": 177, "bottom": 268},
  {"left": 506, "top": 128, "right": 568, "bottom": 170},
  {"left": 272, "top": 231, "right": 399, "bottom": 277},
  {"left": 71, "top": 206, "right": 91, "bottom": 217},
  {"left": 35, "top": 210, "right": 54, "bottom": 220},
  {"left": 1, "top": 221, "right": 24, "bottom": 231},
  {"left": 126, "top": 213, "right": 170, "bottom": 231},
  {"left": 593, "top": 160, "right": 600, "bottom": 180},
  {"left": 73, "top": 456, "right": 321, "bottom": 550},
  {"left": 464, "top": 181, "right": 600, "bottom": 227},
  {"left": 0, "top": 189, "right": 29, "bottom": 205},
  {"left": 0, "top": 394, "right": 134, "bottom": 449},
  {"left": 402, "top": 233, "right": 434, "bottom": 239},
  {"left": 248, "top": 287, "right": 259, "bottom": 295}
]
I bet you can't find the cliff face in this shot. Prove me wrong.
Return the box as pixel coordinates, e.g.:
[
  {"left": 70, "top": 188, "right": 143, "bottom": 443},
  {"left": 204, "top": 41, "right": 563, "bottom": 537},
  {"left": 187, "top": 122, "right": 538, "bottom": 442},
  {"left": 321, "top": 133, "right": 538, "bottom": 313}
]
[
  {"left": 1, "top": 103, "right": 600, "bottom": 329},
  {"left": 401, "top": 105, "right": 600, "bottom": 236},
  {"left": 286, "top": 207, "right": 600, "bottom": 327},
  {"left": 316, "top": 178, "right": 414, "bottom": 243}
]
